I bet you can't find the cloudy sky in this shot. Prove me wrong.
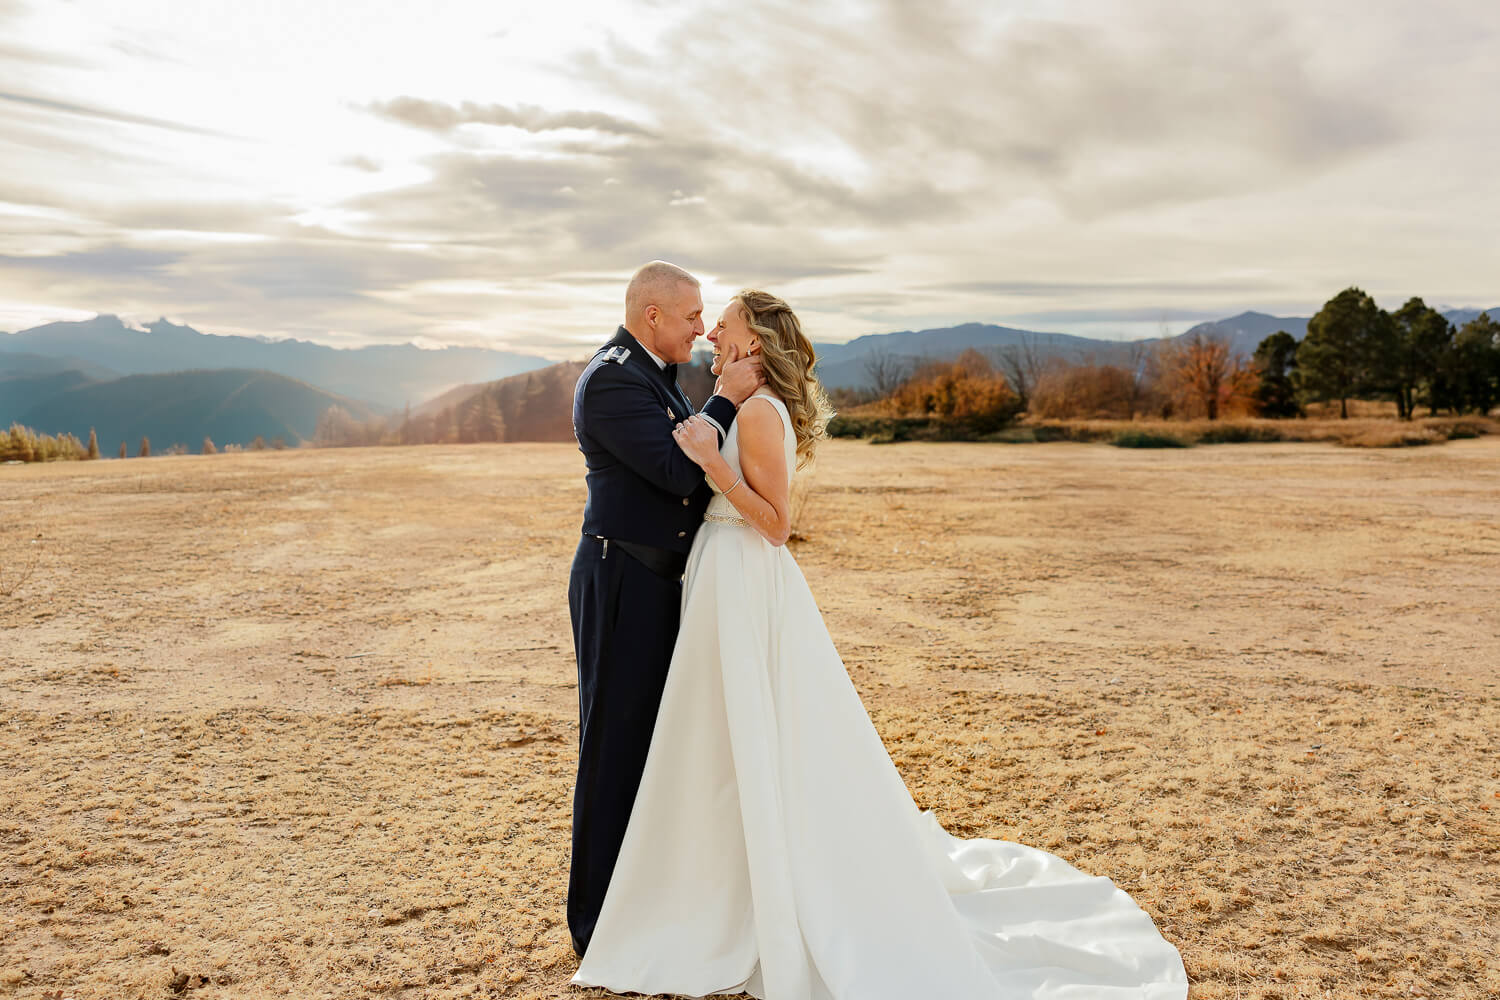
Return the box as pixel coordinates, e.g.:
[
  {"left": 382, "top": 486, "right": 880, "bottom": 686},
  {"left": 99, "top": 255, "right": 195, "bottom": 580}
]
[{"left": 1, "top": 0, "right": 1497, "bottom": 357}]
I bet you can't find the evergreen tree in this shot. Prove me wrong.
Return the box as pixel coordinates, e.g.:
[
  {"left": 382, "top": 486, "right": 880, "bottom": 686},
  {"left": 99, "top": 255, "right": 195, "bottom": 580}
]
[
  {"left": 1297, "top": 287, "right": 1390, "bottom": 418},
  {"left": 1390, "top": 298, "right": 1455, "bottom": 417},
  {"left": 118, "top": 441, "right": 127, "bottom": 459},
  {"left": 1252, "top": 331, "right": 1301, "bottom": 417},
  {"left": 86, "top": 428, "right": 100, "bottom": 460},
  {"left": 139, "top": 436, "right": 151, "bottom": 458},
  {"left": 1452, "top": 313, "right": 1500, "bottom": 414}
]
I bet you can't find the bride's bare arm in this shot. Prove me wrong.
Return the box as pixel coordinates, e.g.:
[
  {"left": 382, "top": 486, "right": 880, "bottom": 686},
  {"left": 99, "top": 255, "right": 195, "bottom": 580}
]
[{"left": 672, "top": 400, "right": 791, "bottom": 546}]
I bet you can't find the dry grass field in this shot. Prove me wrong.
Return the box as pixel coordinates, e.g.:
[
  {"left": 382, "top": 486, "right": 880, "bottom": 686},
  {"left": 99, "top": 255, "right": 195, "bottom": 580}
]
[{"left": 2, "top": 438, "right": 1497, "bottom": 1000}]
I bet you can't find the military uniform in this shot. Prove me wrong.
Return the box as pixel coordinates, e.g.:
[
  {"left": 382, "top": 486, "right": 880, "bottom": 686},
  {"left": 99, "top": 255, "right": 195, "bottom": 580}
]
[{"left": 566, "top": 326, "right": 739, "bottom": 956}]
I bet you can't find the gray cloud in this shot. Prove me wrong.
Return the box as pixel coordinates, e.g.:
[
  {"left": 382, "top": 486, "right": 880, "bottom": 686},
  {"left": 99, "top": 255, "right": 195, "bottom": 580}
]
[
  {"left": 0, "top": 247, "right": 179, "bottom": 278},
  {"left": 366, "top": 97, "right": 653, "bottom": 137},
  {"left": 562, "top": 0, "right": 1408, "bottom": 223},
  {"left": 343, "top": 141, "right": 888, "bottom": 283},
  {"left": 1001, "top": 306, "right": 1228, "bottom": 325},
  {"left": 930, "top": 278, "right": 1282, "bottom": 299}
]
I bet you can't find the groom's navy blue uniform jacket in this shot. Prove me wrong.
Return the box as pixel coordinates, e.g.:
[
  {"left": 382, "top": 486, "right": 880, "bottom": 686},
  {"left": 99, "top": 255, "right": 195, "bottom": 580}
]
[{"left": 573, "top": 326, "right": 739, "bottom": 552}]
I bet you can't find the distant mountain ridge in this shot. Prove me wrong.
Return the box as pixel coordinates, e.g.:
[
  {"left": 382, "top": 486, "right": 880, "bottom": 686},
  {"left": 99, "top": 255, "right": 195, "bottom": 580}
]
[
  {"left": 5, "top": 304, "right": 1493, "bottom": 431},
  {"left": 1178, "top": 307, "right": 1495, "bottom": 360},
  {"left": 0, "top": 350, "right": 119, "bottom": 381},
  {"left": 0, "top": 315, "right": 550, "bottom": 410},
  {"left": 810, "top": 307, "right": 1495, "bottom": 389},
  {"left": 1176, "top": 312, "right": 1310, "bottom": 360},
  {"left": 809, "top": 322, "right": 1131, "bottom": 389}
]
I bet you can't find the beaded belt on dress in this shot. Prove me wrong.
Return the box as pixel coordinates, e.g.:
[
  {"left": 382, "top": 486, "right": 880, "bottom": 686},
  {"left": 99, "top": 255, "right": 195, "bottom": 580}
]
[{"left": 703, "top": 511, "right": 748, "bottom": 526}]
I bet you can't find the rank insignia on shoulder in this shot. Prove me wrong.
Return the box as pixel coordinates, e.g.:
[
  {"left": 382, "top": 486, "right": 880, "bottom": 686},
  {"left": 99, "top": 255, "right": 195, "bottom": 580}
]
[{"left": 602, "top": 346, "right": 631, "bottom": 364}]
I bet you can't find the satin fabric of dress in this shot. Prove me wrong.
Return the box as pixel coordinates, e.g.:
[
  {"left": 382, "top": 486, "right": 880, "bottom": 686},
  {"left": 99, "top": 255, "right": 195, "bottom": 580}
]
[{"left": 572, "top": 392, "right": 1188, "bottom": 999}]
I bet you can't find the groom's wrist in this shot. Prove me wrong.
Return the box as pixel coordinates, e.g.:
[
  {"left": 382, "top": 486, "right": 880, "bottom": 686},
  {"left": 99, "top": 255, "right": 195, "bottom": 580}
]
[
  {"left": 700, "top": 396, "right": 735, "bottom": 441},
  {"left": 699, "top": 405, "right": 727, "bottom": 439}
]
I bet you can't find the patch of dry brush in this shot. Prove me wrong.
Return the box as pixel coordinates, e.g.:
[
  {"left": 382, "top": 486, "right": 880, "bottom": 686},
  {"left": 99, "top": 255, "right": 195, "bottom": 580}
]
[{"left": 1017, "top": 415, "right": 1499, "bottom": 448}]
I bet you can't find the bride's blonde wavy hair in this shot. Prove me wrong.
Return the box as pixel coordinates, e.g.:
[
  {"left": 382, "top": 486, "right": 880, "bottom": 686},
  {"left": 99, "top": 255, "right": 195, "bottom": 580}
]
[{"left": 735, "top": 289, "right": 833, "bottom": 469}]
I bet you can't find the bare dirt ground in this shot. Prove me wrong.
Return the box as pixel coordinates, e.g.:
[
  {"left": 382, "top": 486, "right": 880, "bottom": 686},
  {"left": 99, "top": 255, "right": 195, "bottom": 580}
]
[{"left": 1, "top": 439, "right": 1497, "bottom": 1000}]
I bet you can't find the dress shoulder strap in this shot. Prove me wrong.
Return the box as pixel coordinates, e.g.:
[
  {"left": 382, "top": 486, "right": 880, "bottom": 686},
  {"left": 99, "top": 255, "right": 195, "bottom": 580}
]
[
  {"left": 742, "top": 391, "right": 796, "bottom": 474},
  {"left": 744, "top": 390, "right": 791, "bottom": 428}
]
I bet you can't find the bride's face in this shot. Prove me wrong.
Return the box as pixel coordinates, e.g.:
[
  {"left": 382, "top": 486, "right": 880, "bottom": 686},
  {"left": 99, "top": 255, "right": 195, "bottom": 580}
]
[{"left": 707, "top": 300, "right": 760, "bottom": 376}]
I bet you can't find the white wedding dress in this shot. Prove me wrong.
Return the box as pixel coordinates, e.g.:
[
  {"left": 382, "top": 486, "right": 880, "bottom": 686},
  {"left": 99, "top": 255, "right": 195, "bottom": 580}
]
[{"left": 572, "top": 392, "right": 1188, "bottom": 999}]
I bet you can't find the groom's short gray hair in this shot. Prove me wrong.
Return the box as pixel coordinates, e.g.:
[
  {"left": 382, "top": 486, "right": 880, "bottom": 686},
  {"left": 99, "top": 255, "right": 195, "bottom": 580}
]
[{"left": 626, "top": 260, "right": 699, "bottom": 319}]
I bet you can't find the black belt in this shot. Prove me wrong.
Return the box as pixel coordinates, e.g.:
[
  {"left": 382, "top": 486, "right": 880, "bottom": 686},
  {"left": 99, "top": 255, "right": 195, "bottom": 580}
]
[{"left": 587, "top": 534, "right": 688, "bottom": 580}]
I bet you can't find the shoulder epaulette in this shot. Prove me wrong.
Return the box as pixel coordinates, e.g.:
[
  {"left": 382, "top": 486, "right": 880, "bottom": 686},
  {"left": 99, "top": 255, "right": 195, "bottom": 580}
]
[{"left": 602, "top": 346, "right": 631, "bottom": 365}]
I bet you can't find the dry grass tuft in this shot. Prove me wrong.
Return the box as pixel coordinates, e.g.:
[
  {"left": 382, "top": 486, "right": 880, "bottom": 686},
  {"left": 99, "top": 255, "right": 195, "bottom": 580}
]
[{"left": 1339, "top": 425, "right": 1445, "bottom": 448}]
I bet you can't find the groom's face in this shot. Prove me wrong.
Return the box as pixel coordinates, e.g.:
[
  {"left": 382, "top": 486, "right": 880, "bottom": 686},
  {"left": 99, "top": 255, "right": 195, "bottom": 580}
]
[{"left": 650, "top": 282, "right": 705, "bottom": 364}]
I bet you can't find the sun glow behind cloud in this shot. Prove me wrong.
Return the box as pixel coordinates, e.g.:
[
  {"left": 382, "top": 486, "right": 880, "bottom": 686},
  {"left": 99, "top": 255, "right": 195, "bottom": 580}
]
[{"left": 0, "top": 0, "right": 1496, "bottom": 355}]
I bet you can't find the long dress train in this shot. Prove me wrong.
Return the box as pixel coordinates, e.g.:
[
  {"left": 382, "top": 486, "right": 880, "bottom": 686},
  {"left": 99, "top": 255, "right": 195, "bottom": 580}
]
[{"left": 572, "top": 392, "right": 1188, "bottom": 999}]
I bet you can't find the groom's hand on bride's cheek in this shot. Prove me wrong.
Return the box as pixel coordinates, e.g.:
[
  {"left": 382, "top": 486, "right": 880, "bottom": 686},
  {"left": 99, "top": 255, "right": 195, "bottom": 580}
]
[{"left": 716, "top": 355, "right": 765, "bottom": 406}]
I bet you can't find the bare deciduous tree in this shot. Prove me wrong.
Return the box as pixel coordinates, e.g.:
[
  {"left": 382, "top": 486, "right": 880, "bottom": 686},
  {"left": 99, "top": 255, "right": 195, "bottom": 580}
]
[
  {"left": 862, "top": 349, "right": 913, "bottom": 399},
  {"left": 992, "top": 333, "right": 1048, "bottom": 411},
  {"left": 1177, "top": 333, "right": 1233, "bottom": 420}
]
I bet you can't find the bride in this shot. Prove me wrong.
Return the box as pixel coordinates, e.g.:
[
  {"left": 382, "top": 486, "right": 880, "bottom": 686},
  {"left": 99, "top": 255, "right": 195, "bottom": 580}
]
[{"left": 571, "top": 290, "right": 1188, "bottom": 999}]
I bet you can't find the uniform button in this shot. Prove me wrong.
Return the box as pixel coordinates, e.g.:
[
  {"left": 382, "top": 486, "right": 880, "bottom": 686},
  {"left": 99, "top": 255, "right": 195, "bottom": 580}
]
[
  {"left": 682, "top": 497, "right": 690, "bottom": 506},
  {"left": 677, "top": 531, "right": 686, "bottom": 538}
]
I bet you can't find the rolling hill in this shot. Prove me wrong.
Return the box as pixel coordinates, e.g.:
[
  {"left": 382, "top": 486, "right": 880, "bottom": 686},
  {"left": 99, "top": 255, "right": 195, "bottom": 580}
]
[
  {"left": 16, "top": 369, "right": 381, "bottom": 455},
  {"left": 391, "top": 362, "right": 590, "bottom": 445},
  {"left": 389, "top": 355, "right": 721, "bottom": 446},
  {"left": 1, "top": 369, "right": 101, "bottom": 425}
]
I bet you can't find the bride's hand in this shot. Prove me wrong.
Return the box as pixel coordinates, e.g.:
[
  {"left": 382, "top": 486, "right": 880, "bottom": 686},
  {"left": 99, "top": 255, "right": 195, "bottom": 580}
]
[{"left": 671, "top": 415, "right": 721, "bottom": 468}]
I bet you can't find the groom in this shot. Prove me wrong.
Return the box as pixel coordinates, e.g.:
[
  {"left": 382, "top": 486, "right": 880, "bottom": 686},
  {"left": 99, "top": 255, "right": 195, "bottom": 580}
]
[{"left": 566, "top": 261, "right": 763, "bottom": 956}]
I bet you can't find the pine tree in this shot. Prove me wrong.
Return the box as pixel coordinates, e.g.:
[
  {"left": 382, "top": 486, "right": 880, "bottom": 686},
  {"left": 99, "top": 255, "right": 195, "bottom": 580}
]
[
  {"left": 139, "top": 436, "right": 151, "bottom": 458},
  {"left": 1453, "top": 313, "right": 1500, "bottom": 414},
  {"left": 1388, "top": 298, "right": 1455, "bottom": 418},
  {"left": 1297, "top": 287, "right": 1390, "bottom": 418},
  {"left": 1252, "top": 332, "right": 1301, "bottom": 418},
  {"left": 118, "top": 441, "right": 127, "bottom": 459},
  {"left": 86, "top": 428, "right": 100, "bottom": 460}
]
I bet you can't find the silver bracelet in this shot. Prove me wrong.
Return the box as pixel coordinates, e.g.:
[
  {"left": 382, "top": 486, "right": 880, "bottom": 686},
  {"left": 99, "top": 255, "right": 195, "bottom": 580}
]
[{"left": 723, "top": 475, "right": 743, "bottom": 497}]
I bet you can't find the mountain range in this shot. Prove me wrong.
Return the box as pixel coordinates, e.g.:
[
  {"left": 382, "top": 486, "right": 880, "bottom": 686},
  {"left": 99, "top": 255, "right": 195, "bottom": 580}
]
[
  {"left": 0, "top": 315, "right": 549, "bottom": 411},
  {"left": 2, "top": 305, "right": 1492, "bottom": 451},
  {"left": 810, "top": 307, "right": 1491, "bottom": 389}
]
